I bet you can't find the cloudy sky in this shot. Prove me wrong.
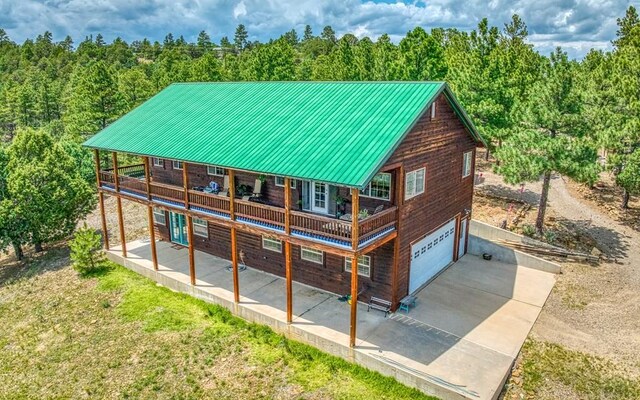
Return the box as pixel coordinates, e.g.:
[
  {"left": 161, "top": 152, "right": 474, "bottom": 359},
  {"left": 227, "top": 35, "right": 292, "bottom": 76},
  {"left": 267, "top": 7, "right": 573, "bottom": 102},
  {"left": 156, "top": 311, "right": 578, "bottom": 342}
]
[{"left": 0, "top": 0, "right": 637, "bottom": 58}]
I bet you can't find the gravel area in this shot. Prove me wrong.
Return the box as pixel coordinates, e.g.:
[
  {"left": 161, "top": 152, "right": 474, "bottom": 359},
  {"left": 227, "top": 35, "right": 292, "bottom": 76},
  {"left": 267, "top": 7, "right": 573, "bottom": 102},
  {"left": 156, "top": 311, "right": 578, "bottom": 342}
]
[{"left": 475, "top": 155, "right": 640, "bottom": 377}]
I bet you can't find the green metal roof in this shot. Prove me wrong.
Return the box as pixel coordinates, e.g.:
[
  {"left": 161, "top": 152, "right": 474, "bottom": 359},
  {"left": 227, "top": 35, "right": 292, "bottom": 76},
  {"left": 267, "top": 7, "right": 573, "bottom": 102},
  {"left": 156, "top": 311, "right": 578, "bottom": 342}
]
[{"left": 83, "top": 81, "right": 483, "bottom": 188}]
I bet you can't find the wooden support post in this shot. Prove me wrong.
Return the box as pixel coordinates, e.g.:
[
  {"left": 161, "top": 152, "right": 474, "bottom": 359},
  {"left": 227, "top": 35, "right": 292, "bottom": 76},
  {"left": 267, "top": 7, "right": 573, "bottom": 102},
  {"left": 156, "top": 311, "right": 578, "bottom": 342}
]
[
  {"left": 391, "top": 165, "right": 404, "bottom": 309},
  {"left": 350, "top": 188, "right": 360, "bottom": 348},
  {"left": 112, "top": 152, "right": 126, "bottom": 257},
  {"left": 93, "top": 149, "right": 109, "bottom": 250},
  {"left": 453, "top": 214, "right": 462, "bottom": 262},
  {"left": 284, "top": 177, "right": 293, "bottom": 323},
  {"left": 182, "top": 162, "right": 190, "bottom": 208},
  {"left": 143, "top": 157, "right": 158, "bottom": 270},
  {"left": 229, "top": 170, "right": 239, "bottom": 303},
  {"left": 187, "top": 215, "right": 196, "bottom": 285}
]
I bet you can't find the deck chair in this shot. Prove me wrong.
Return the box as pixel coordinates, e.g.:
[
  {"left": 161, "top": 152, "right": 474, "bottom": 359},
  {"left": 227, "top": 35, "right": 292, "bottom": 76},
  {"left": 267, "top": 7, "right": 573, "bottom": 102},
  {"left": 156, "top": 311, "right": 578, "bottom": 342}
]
[
  {"left": 372, "top": 204, "right": 384, "bottom": 215},
  {"left": 252, "top": 178, "right": 263, "bottom": 197},
  {"left": 218, "top": 175, "right": 230, "bottom": 197}
]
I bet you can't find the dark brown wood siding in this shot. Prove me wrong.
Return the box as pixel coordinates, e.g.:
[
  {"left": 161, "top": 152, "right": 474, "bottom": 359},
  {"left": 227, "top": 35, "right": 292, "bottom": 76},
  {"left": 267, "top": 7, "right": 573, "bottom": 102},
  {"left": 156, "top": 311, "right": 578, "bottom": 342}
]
[
  {"left": 153, "top": 217, "right": 394, "bottom": 302},
  {"left": 383, "top": 94, "right": 476, "bottom": 302}
]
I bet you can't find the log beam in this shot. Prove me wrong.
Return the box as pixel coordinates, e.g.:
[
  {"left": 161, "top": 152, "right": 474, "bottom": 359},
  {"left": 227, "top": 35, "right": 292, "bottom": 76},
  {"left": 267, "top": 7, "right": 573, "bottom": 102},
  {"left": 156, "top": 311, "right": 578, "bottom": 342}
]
[
  {"left": 284, "top": 177, "right": 292, "bottom": 323},
  {"left": 187, "top": 214, "right": 196, "bottom": 285},
  {"left": 112, "top": 152, "right": 126, "bottom": 257},
  {"left": 229, "top": 170, "right": 239, "bottom": 303},
  {"left": 350, "top": 188, "right": 359, "bottom": 347},
  {"left": 143, "top": 157, "right": 158, "bottom": 270},
  {"left": 93, "top": 150, "right": 109, "bottom": 250},
  {"left": 391, "top": 165, "right": 404, "bottom": 309}
]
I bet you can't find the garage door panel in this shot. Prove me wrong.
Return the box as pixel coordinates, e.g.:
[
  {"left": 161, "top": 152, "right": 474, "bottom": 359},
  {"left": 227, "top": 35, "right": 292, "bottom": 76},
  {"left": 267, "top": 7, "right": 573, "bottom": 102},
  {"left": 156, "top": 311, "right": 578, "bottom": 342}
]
[{"left": 409, "top": 218, "right": 456, "bottom": 293}]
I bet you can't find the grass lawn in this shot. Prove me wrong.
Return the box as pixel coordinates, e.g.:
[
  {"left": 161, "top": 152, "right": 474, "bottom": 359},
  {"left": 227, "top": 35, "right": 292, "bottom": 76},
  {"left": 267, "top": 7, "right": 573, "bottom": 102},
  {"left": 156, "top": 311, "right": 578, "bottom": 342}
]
[
  {"left": 0, "top": 248, "right": 434, "bottom": 399},
  {"left": 506, "top": 339, "right": 640, "bottom": 400}
]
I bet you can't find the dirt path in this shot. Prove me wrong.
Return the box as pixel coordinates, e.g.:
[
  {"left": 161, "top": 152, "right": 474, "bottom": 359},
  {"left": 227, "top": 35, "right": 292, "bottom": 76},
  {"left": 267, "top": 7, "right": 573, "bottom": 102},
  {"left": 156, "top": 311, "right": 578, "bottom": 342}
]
[{"left": 477, "top": 171, "right": 640, "bottom": 373}]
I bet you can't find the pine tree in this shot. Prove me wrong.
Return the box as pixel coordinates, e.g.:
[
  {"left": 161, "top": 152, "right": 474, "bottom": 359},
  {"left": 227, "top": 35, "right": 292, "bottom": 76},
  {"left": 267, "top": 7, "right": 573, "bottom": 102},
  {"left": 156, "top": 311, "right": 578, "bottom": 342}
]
[
  {"left": 495, "top": 48, "right": 599, "bottom": 234},
  {"left": 303, "top": 25, "right": 313, "bottom": 42},
  {"left": 234, "top": 24, "right": 248, "bottom": 51}
]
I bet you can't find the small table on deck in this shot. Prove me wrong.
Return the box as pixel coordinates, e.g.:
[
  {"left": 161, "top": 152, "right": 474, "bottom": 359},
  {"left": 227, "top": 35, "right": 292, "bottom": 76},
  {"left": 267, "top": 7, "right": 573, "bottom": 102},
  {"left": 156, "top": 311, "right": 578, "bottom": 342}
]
[{"left": 398, "top": 295, "right": 416, "bottom": 314}]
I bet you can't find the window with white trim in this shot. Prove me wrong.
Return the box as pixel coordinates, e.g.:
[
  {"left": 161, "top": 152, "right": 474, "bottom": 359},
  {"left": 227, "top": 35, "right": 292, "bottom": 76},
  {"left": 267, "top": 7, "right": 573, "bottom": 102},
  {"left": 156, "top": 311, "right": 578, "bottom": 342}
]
[
  {"left": 345, "top": 255, "right": 371, "bottom": 277},
  {"left": 301, "top": 246, "right": 323, "bottom": 264},
  {"left": 405, "top": 167, "right": 425, "bottom": 200},
  {"left": 152, "top": 157, "right": 163, "bottom": 167},
  {"left": 462, "top": 151, "right": 473, "bottom": 178},
  {"left": 153, "top": 208, "right": 166, "bottom": 225},
  {"left": 207, "top": 166, "right": 225, "bottom": 176},
  {"left": 274, "top": 176, "right": 296, "bottom": 189},
  {"left": 193, "top": 217, "right": 208, "bottom": 237},
  {"left": 431, "top": 102, "right": 436, "bottom": 119},
  {"left": 360, "top": 172, "right": 391, "bottom": 200},
  {"left": 262, "top": 236, "right": 282, "bottom": 253},
  {"left": 172, "top": 160, "right": 183, "bottom": 170}
]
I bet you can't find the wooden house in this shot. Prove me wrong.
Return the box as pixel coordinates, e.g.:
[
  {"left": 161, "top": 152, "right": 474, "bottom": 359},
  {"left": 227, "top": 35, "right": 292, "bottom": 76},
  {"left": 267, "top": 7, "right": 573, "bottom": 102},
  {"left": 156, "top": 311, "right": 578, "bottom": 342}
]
[{"left": 84, "top": 82, "right": 485, "bottom": 346}]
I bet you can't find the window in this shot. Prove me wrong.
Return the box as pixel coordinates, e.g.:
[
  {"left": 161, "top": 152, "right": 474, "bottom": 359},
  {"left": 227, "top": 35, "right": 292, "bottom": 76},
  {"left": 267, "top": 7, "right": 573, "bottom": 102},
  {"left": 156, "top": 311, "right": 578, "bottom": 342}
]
[
  {"left": 462, "top": 151, "right": 473, "bottom": 178},
  {"left": 405, "top": 167, "right": 426, "bottom": 200},
  {"left": 301, "top": 247, "right": 323, "bottom": 264},
  {"left": 193, "top": 217, "right": 208, "bottom": 237},
  {"left": 153, "top": 208, "right": 166, "bottom": 225},
  {"left": 274, "top": 176, "right": 297, "bottom": 189},
  {"left": 262, "top": 236, "right": 282, "bottom": 253},
  {"left": 431, "top": 102, "right": 436, "bottom": 119},
  {"left": 152, "top": 157, "right": 163, "bottom": 167},
  {"left": 360, "top": 173, "right": 391, "bottom": 200},
  {"left": 172, "top": 160, "right": 183, "bottom": 170},
  {"left": 207, "top": 166, "right": 225, "bottom": 176},
  {"left": 345, "top": 255, "right": 371, "bottom": 277}
]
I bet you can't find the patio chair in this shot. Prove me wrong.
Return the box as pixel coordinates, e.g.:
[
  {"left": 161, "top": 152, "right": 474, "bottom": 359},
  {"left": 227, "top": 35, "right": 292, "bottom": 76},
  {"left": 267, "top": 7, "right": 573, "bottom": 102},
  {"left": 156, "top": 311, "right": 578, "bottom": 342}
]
[
  {"left": 218, "top": 175, "right": 230, "bottom": 197},
  {"left": 252, "top": 178, "right": 263, "bottom": 197},
  {"left": 372, "top": 204, "right": 384, "bottom": 215}
]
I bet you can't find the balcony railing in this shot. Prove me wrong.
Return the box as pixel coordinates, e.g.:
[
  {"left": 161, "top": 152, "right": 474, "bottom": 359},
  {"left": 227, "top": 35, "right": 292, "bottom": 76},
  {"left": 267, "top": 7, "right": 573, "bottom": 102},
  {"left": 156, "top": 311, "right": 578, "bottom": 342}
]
[{"left": 98, "top": 168, "right": 397, "bottom": 247}]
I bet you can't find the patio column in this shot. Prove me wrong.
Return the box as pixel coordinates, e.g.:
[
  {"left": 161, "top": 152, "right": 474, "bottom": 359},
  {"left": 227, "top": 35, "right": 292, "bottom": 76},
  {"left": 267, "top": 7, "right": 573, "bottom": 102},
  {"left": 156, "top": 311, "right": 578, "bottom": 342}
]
[
  {"left": 229, "top": 169, "right": 240, "bottom": 303},
  {"left": 284, "top": 177, "right": 293, "bottom": 323},
  {"left": 183, "top": 163, "right": 195, "bottom": 285},
  {"left": 143, "top": 156, "right": 158, "bottom": 270},
  {"left": 391, "top": 165, "right": 404, "bottom": 309},
  {"left": 350, "top": 189, "right": 360, "bottom": 347},
  {"left": 112, "top": 152, "right": 127, "bottom": 257},
  {"left": 94, "top": 149, "right": 109, "bottom": 250}
]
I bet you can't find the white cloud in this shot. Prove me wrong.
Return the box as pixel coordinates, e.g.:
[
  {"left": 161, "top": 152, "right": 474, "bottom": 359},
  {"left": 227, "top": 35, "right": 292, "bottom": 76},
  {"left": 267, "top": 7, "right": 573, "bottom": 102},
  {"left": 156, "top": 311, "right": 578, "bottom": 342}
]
[{"left": 0, "top": 0, "right": 634, "bottom": 58}]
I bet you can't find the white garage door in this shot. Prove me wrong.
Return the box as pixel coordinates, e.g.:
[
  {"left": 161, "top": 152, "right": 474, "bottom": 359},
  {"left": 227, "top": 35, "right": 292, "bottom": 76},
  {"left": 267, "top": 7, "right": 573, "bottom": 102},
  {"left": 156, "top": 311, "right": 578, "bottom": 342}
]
[{"left": 409, "top": 218, "right": 456, "bottom": 293}]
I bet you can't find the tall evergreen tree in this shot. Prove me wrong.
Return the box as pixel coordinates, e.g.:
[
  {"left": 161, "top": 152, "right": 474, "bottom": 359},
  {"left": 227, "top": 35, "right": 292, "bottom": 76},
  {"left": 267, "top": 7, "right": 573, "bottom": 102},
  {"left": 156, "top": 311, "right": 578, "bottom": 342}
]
[
  {"left": 496, "top": 48, "right": 598, "bottom": 234},
  {"left": 234, "top": 24, "right": 248, "bottom": 51}
]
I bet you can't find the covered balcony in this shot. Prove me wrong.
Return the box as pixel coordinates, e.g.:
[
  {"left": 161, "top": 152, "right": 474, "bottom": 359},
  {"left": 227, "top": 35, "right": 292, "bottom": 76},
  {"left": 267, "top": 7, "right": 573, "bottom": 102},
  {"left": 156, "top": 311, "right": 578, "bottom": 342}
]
[{"left": 98, "top": 160, "right": 398, "bottom": 250}]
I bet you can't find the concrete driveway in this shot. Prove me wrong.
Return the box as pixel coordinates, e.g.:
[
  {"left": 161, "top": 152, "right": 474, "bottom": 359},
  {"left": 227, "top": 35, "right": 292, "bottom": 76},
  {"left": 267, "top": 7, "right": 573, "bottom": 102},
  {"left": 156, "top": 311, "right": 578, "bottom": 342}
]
[
  {"left": 109, "top": 241, "right": 556, "bottom": 400},
  {"left": 362, "top": 255, "right": 557, "bottom": 399}
]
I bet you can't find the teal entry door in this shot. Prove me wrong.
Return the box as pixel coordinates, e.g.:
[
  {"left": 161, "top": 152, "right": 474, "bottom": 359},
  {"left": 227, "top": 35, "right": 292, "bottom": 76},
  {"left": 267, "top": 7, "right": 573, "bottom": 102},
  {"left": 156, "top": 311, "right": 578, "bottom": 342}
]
[{"left": 169, "top": 212, "right": 188, "bottom": 245}]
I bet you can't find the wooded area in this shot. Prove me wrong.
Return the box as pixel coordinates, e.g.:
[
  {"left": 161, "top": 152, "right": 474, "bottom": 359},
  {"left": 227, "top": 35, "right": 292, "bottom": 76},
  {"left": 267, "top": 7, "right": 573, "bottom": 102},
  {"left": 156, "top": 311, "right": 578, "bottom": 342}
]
[{"left": 0, "top": 7, "right": 639, "bottom": 257}]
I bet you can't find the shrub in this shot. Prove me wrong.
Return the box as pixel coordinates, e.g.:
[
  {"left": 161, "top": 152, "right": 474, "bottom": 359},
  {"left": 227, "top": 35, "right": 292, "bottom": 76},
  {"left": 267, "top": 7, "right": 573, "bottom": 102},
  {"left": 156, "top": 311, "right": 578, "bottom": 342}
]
[
  {"left": 521, "top": 224, "right": 536, "bottom": 237},
  {"left": 70, "top": 224, "right": 107, "bottom": 275},
  {"left": 544, "top": 230, "right": 557, "bottom": 244}
]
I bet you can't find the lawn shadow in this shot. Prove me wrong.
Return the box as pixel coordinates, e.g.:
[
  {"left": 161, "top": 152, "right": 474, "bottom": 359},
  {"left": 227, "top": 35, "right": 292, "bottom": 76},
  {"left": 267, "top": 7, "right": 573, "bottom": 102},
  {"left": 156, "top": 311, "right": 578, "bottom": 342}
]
[{"left": 0, "top": 244, "right": 71, "bottom": 286}]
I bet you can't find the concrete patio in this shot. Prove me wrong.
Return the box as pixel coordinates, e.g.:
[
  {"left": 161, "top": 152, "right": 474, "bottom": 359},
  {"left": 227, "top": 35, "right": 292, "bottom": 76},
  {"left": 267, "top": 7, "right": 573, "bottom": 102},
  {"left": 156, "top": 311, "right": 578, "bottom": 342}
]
[{"left": 107, "top": 239, "right": 556, "bottom": 400}]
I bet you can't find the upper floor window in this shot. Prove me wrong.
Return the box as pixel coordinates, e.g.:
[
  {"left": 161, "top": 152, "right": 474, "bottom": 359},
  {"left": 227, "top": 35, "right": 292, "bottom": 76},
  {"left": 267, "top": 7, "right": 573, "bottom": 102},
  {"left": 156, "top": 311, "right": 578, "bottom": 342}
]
[
  {"left": 275, "top": 176, "right": 296, "bottom": 189},
  {"left": 152, "top": 157, "right": 163, "bottom": 167},
  {"left": 405, "top": 167, "right": 425, "bottom": 200},
  {"left": 462, "top": 151, "right": 473, "bottom": 178},
  {"left": 345, "top": 255, "right": 371, "bottom": 277},
  {"left": 193, "top": 217, "right": 208, "bottom": 237},
  {"left": 207, "top": 166, "right": 225, "bottom": 176},
  {"left": 431, "top": 102, "right": 436, "bottom": 119},
  {"left": 172, "top": 160, "right": 183, "bottom": 170},
  {"left": 360, "top": 173, "right": 391, "bottom": 201}
]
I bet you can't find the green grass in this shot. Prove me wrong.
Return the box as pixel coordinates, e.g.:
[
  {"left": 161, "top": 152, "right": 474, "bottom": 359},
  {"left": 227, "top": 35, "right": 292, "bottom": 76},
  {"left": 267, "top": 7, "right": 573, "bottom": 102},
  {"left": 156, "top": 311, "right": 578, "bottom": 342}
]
[
  {"left": 0, "top": 256, "right": 434, "bottom": 399},
  {"left": 519, "top": 339, "right": 640, "bottom": 400}
]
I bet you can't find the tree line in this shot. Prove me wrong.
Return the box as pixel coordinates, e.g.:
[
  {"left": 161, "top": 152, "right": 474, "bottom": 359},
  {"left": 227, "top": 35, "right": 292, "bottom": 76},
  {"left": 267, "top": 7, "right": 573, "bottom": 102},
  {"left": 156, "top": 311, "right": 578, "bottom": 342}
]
[{"left": 0, "top": 7, "right": 639, "bottom": 258}]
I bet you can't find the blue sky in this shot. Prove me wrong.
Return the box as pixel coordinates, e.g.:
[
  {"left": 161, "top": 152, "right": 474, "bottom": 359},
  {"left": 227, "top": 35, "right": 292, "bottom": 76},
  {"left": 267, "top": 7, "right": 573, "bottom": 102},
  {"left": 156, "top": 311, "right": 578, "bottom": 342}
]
[{"left": 0, "top": 0, "right": 637, "bottom": 58}]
